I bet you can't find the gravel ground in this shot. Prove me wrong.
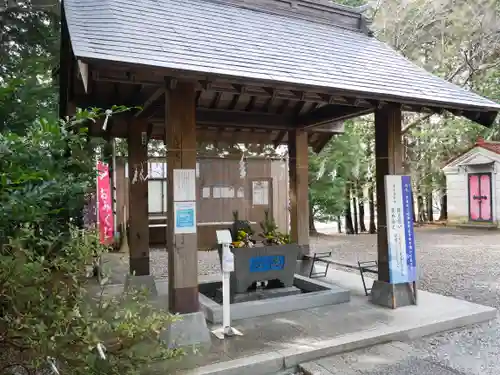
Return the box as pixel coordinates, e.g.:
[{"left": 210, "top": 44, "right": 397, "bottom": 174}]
[{"left": 309, "top": 226, "right": 500, "bottom": 375}]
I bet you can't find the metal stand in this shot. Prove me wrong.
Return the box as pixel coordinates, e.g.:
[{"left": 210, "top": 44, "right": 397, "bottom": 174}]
[{"left": 212, "top": 230, "right": 243, "bottom": 340}]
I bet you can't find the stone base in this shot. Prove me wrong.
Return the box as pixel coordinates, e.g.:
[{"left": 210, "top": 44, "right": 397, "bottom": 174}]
[
  {"left": 124, "top": 274, "right": 158, "bottom": 297},
  {"left": 296, "top": 258, "right": 314, "bottom": 277},
  {"left": 298, "top": 244, "right": 311, "bottom": 259},
  {"left": 160, "top": 311, "right": 211, "bottom": 348},
  {"left": 216, "top": 286, "right": 302, "bottom": 303},
  {"left": 370, "top": 280, "right": 416, "bottom": 309},
  {"left": 200, "top": 275, "right": 350, "bottom": 324}
]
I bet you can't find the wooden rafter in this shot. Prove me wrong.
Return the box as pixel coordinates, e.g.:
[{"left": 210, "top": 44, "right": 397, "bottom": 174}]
[
  {"left": 195, "top": 91, "right": 202, "bottom": 107},
  {"left": 245, "top": 96, "right": 256, "bottom": 112},
  {"left": 210, "top": 92, "right": 222, "bottom": 109},
  {"left": 228, "top": 94, "right": 240, "bottom": 110},
  {"left": 273, "top": 130, "right": 287, "bottom": 148},
  {"left": 298, "top": 105, "right": 373, "bottom": 128},
  {"left": 277, "top": 99, "right": 289, "bottom": 114},
  {"left": 134, "top": 87, "right": 165, "bottom": 118},
  {"left": 294, "top": 100, "right": 306, "bottom": 116},
  {"left": 313, "top": 134, "right": 334, "bottom": 153}
]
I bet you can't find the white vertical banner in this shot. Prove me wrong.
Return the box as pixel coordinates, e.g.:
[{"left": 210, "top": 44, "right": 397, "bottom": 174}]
[{"left": 385, "top": 175, "right": 417, "bottom": 284}]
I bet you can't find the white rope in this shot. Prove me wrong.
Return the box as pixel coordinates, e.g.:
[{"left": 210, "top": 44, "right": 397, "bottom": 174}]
[{"left": 102, "top": 109, "right": 113, "bottom": 131}]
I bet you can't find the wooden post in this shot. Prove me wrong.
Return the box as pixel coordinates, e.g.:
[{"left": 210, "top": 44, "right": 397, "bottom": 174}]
[
  {"left": 166, "top": 81, "right": 199, "bottom": 314},
  {"left": 127, "top": 121, "right": 150, "bottom": 276},
  {"left": 375, "top": 106, "right": 403, "bottom": 283},
  {"left": 288, "top": 129, "right": 309, "bottom": 253}
]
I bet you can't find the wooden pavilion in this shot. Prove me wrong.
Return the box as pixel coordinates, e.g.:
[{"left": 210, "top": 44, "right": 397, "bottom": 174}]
[{"left": 59, "top": 0, "right": 500, "bottom": 313}]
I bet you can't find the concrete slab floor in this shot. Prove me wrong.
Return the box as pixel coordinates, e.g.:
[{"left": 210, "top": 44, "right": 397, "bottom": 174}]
[
  {"left": 298, "top": 341, "right": 460, "bottom": 375},
  {"left": 151, "top": 270, "right": 495, "bottom": 375}
]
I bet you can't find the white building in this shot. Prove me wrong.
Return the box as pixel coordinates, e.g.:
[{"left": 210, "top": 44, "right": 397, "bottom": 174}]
[{"left": 442, "top": 138, "right": 500, "bottom": 228}]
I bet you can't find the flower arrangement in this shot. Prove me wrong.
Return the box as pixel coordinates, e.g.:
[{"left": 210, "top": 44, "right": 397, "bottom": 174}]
[
  {"left": 232, "top": 230, "right": 254, "bottom": 248},
  {"left": 229, "top": 210, "right": 291, "bottom": 248},
  {"left": 259, "top": 210, "right": 291, "bottom": 246}
]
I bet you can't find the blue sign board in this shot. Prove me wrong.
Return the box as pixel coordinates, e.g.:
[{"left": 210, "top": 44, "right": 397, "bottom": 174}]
[
  {"left": 174, "top": 201, "right": 196, "bottom": 234},
  {"left": 249, "top": 255, "right": 285, "bottom": 273},
  {"left": 385, "top": 175, "right": 417, "bottom": 284},
  {"left": 176, "top": 209, "right": 194, "bottom": 228}
]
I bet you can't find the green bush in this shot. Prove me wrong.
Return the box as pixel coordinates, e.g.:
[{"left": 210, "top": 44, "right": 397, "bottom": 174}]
[{"left": 0, "top": 112, "right": 183, "bottom": 374}]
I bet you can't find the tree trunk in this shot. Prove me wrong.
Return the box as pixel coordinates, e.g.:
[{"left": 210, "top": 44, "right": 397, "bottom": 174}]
[
  {"left": 426, "top": 193, "right": 433, "bottom": 222},
  {"left": 368, "top": 183, "right": 376, "bottom": 234},
  {"left": 417, "top": 194, "right": 426, "bottom": 222},
  {"left": 309, "top": 198, "right": 317, "bottom": 234},
  {"left": 438, "top": 185, "right": 447, "bottom": 221},
  {"left": 337, "top": 216, "right": 342, "bottom": 233},
  {"left": 345, "top": 186, "right": 354, "bottom": 234},
  {"left": 353, "top": 196, "right": 359, "bottom": 234},
  {"left": 358, "top": 181, "right": 367, "bottom": 232},
  {"left": 412, "top": 188, "right": 416, "bottom": 223}
]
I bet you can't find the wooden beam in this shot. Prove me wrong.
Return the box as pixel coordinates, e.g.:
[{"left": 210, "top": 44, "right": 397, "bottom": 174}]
[
  {"left": 127, "top": 120, "right": 150, "bottom": 276},
  {"left": 232, "top": 84, "right": 246, "bottom": 94},
  {"left": 210, "top": 92, "right": 222, "bottom": 109},
  {"left": 273, "top": 130, "right": 287, "bottom": 148},
  {"left": 200, "top": 79, "right": 212, "bottom": 91},
  {"left": 245, "top": 96, "right": 256, "bottom": 111},
  {"left": 91, "top": 71, "right": 368, "bottom": 107},
  {"left": 263, "top": 87, "right": 276, "bottom": 112},
  {"left": 375, "top": 105, "right": 403, "bottom": 283},
  {"left": 228, "top": 94, "right": 240, "bottom": 110},
  {"left": 90, "top": 64, "right": 500, "bottom": 117},
  {"left": 194, "top": 109, "right": 292, "bottom": 129},
  {"left": 195, "top": 90, "right": 202, "bottom": 107},
  {"left": 262, "top": 97, "right": 273, "bottom": 112},
  {"left": 134, "top": 87, "right": 165, "bottom": 118},
  {"left": 288, "top": 129, "right": 309, "bottom": 252},
  {"left": 299, "top": 104, "right": 374, "bottom": 128},
  {"left": 291, "top": 90, "right": 306, "bottom": 101},
  {"left": 294, "top": 101, "right": 306, "bottom": 116},
  {"left": 308, "top": 102, "right": 320, "bottom": 113},
  {"left": 311, "top": 121, "right": 345, "bottom": 133},
  {"left": 166, "top": 81, "right": 199, "bottom": 314},
  {"left": 312, "top": 134, "right": 333, "bottom": 153},
  {"left": 277, "top": 99, "right": 289, "bottom": 114},
  {"left": 59, "top": 4, "right": 72, "bottom": 119}
]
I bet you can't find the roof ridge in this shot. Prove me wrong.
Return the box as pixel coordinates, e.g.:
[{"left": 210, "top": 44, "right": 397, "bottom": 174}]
[{"left": 203, "top": 0, "right": 372, "bottom": 34}]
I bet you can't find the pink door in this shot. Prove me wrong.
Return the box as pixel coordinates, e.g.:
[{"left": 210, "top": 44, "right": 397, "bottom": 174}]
[{"left": 469, "top": 173, "right": 492, "bottom": 222}]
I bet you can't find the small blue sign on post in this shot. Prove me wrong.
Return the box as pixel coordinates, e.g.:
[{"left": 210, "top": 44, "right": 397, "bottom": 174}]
[
  {"left": 174, "top": 201, "right": 196, "bottom": 234},
  {"left": 177, "top": 209, "right": 194, "bottom": 227},
  {"left": 384, "top": 175, "right": 417, "bottom": 284}
]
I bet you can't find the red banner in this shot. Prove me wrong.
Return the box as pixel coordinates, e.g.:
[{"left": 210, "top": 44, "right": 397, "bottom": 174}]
[{"left": 97, "top": 161, "right": 114, "bottom": 245}]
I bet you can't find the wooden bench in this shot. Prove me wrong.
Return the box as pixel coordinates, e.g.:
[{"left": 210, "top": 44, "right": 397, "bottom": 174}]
[{"left": 307, "top": 254, "right": 378, "bottom": 296}]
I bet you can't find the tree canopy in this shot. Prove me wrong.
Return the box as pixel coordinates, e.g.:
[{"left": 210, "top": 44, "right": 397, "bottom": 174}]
[{"left": 309, "top": 0, "right": 500, "bottom": 232}]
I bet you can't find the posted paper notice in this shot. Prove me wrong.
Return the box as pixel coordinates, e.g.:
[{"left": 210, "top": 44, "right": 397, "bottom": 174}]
[{"left": 173, "top": 169, "right": 196, "bottom": 201}]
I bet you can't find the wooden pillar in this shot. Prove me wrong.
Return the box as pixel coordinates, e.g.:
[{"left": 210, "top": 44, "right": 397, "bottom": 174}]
[
  {"left": 375, "top": 106, "right": 403, "bottom": 282},
  {"left": 128, "top": 121, "right": 150, "bottom": 276},
  {"left": 288, "top": 129, "right": 309, "bottom": 252},
  {"left": 166, "top": 81, "right": 199, "bottom": 314}
]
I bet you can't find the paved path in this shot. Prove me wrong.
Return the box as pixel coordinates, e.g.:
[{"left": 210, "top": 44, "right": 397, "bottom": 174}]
[
  {"left": 300, "top": 226, "right": 500, "bottom": 375},
  {"left": 101, "top": 226, "right": 500, "bottom": 374}
]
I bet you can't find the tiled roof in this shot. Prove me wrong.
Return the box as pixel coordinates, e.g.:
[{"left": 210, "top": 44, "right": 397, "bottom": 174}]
[
  {"left": 476, "top": 138, "right": 500, "bottom": 155},
  {"left": 64, "top": 0, "right": 500, "bottom": 115},
  {"left": 443, "top": 138, "right": 500, "bottom": 168}
]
